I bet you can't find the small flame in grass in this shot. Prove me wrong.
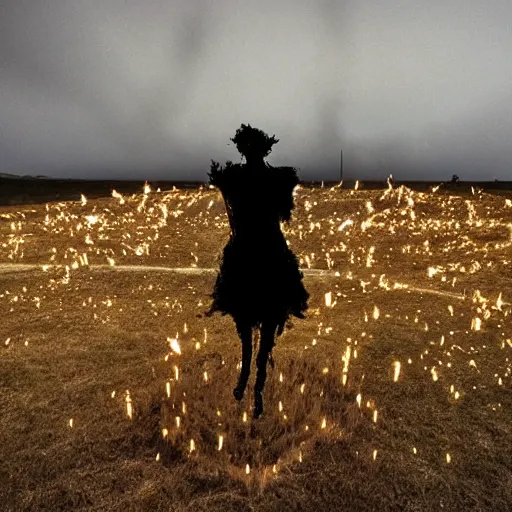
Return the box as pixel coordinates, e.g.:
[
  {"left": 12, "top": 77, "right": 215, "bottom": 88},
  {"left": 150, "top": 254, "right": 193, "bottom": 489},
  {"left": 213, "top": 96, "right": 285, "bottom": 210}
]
[
  {"left": 156, "top": 453, "right": 160, "bottom": 462},
  {"left": 245, "top": 464, "right": 250, "bottom": 475},
  {"left": 393, "top": 361, "right": 401, "bottom": 382},
  {"left": 125, "top": 390, "right": 133, "bottom": 420},
  {"left": 190, "top": 439, "right": 195, "bottom": 453},
  {"left": 218, "top": 435, "right": 224, "bottom": 451},
  {"left": 162, "top": 428, "right": 168, "bottom": 438},
  {"left": 69, "top": 418, "right": 73, "bottom": 428},
  {"left": 373, "top": 449, "right": 378, "bottom": 461},
  {"left": 446, "top": 453, "right": 451, "bottom": 464},
  {"left": 167, "top": 337, "right": 181, "bottom": 354}
]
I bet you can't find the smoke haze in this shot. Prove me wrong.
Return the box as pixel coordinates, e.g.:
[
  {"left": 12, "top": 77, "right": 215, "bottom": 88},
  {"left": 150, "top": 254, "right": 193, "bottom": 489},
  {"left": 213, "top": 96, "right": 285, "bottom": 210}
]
[{"left": 1, "top": 0, "right": 511, "bottom": 180}]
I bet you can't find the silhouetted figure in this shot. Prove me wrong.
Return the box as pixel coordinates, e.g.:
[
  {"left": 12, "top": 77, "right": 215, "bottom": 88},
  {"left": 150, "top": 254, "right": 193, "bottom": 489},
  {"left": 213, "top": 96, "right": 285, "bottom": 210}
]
[
  {"left": 451, "top": 174, "right": 460, "bottom": 184},
  {"left": 205, "top": 124, "right": 309, "bottom": 418}
]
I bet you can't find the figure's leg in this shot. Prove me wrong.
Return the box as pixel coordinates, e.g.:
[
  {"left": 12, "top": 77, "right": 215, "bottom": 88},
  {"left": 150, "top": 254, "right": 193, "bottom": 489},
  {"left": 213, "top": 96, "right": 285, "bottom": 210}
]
[
  {"left": 233, "top": 318, "right": 252, "bottom": 401},
  {"left": 253, "top": 318, "right": 278, "bottom": 419}
]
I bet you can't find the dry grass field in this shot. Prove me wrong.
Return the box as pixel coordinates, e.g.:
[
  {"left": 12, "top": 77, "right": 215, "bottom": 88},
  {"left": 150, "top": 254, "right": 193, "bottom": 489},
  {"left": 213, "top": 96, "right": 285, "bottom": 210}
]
[{"left": 1, "top": 181, "right": 511, "bottom": 511}]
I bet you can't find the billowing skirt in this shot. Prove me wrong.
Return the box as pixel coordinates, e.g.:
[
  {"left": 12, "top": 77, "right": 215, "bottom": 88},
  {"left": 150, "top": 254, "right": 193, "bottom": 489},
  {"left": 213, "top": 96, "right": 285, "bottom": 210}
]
[{"left": 206, "top": 234, "right": 309, "bottom": 335}]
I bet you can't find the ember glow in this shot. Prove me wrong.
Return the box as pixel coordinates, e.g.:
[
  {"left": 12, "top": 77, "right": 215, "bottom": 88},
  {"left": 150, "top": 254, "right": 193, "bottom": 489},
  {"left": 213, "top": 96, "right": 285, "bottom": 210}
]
[{"left": 1, "top": 179, "right": 511, "bottom": 484}]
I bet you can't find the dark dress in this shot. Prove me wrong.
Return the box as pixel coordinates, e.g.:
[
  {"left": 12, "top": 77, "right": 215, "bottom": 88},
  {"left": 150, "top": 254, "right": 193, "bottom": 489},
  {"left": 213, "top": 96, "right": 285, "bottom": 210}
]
[{"left": 205, "top": 161, "right": 309, "bottom": 336}]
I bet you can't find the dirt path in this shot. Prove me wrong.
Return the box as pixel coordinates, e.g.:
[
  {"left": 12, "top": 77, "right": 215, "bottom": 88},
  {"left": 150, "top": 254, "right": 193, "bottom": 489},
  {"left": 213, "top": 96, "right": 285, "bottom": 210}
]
[{"left": 0, "top": 263, "right": 468, "bottom": 301}]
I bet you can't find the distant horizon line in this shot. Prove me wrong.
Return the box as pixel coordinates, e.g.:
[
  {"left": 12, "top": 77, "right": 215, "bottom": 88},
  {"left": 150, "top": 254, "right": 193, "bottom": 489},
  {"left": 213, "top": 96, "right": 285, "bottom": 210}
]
[{"left": 0, "top": 172, "right": 508, "bottom": 184}]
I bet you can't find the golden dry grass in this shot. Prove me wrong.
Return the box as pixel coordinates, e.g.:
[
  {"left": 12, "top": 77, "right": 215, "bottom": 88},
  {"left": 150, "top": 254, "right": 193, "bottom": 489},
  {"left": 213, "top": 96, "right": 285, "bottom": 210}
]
[{"left": 1, "top": 181, "right": 511, "bottom": 511}]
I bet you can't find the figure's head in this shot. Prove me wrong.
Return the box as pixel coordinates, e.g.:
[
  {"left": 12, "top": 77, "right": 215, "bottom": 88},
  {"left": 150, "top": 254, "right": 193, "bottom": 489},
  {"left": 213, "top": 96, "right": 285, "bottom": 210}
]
[{"left": 230, "top": 124, "right": 279, "bottom": 164}]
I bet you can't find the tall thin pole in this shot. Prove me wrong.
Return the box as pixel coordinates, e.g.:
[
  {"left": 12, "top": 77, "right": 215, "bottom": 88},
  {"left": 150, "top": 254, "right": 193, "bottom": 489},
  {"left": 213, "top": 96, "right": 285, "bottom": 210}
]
[{"left": 340, "top": 149, "right": 343, "bottom": 182}]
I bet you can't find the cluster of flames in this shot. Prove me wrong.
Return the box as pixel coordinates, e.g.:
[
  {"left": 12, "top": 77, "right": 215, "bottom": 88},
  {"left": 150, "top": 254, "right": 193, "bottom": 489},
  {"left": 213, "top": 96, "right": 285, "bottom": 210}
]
[{"left": 1, "top": 176, "right": 511, "bottom": 473}]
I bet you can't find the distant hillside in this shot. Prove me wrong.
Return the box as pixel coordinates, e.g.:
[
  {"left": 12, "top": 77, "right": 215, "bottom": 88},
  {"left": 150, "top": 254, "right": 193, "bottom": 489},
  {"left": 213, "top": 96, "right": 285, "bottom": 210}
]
[{"left": 0, "top": 173, "right": 51, "bottom": 179}]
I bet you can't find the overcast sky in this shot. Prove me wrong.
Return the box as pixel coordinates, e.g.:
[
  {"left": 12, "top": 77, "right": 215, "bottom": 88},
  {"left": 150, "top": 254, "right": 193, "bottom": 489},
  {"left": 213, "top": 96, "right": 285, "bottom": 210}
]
[{"left": 1, "top": 0, "right": 511, "bottom": 181}]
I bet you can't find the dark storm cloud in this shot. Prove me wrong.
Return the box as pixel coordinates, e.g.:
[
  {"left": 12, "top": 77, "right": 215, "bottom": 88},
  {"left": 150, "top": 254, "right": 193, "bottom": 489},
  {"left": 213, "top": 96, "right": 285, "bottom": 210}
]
[{"left": 1, "top": 0, "right": 511, "bottom": 180}]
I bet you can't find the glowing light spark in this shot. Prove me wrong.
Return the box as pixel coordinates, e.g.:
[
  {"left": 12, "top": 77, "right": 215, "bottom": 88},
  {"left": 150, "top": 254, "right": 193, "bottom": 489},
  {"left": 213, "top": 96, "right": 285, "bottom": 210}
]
[
  {"left": 431, "top": 367, "right": 439, "bottom": 382},
  {"left": 496, "top": 292, "right": 503, "bottom": 311},
  {"left": 393, "top": 361, "right": 401, "bottom": 382},
  {"left": 190, "top": 439, "right": 195, "bottom": 453},
  {"left": 338, "top": 219, "right": 353, "bottom": 231},
  {"left": 162, "top": 428, "right": 168, "bottom": 438},
  {"left": 176, "top": 416, "right": 181, "bottom": 428},
  {"left": 373, "top": 449, "right": 378, "bottom": 461},
  {"left": 300, "top": 383, "right": 305, "bottom": 394},
  {"left": 218, "top": 435, "right": 224, "bottom": 451},
  {"left": 325, "top": 291, "right": 332, "bottom": 307},
  {"left": 166, "top": 382, "right": 171, "bottom": 398},
  {"left": 279, "top": 401, "right": 283, "bottom": 412},
  {"left": 125, "top": 391, "right": 133, "bottom": 420},
  {"left": 446, "top": 453, "right": 451, "bottom": 463},
  {"left": 373, "top": 410, "right": 378, "bottom": 423},
  {"left": 111, "top": 189, "right": 126, "bottom": 204},
  {"left": 427, "top": 267, "right": 439, "bottom": 278},
  {"left": 242, "top": 412, "right": 247, "bottom": 423},
  {"left": 356, "top": 393, "right": 362, "bottom": 407},
  {"left": 245, "top": 464, "right": 250, "bottom": 474},
  {"left": 69, "top": 418, "right": 73, "bottom": 428},
  {"left": 373, "top": 306, "right": 380, "bottom": 320},
  {"left": 156, "top": 453, "right": 160, "bottom": 461},
  {"left": 471, "top": 317, "right": 482, "bottom": 331}
]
